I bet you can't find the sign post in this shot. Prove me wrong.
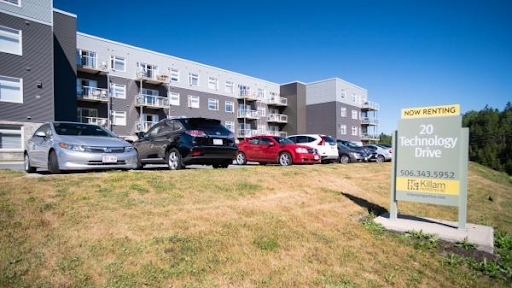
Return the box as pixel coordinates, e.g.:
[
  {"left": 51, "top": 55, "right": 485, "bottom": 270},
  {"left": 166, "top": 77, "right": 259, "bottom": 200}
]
[{"left": 390, "top": 104, "right": 469, "bottom": 229}]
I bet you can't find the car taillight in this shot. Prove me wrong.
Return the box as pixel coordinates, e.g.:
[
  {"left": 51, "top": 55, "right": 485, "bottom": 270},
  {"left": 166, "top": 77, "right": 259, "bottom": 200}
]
[
  {"left": 186, "top": 130, "right": 206, "bottom": 137},
  {"left": 318, "top": 139, "right": 325, "bottom": 146}
]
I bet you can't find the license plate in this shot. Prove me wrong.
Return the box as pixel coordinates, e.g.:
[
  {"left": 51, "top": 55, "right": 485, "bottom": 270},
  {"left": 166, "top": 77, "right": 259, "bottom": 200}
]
[
  {"left": 102, "top": 155, "right": 117, "bottom": 163},
  {"left": 213, "top": 139, "right": 223, "bottom": 145}
]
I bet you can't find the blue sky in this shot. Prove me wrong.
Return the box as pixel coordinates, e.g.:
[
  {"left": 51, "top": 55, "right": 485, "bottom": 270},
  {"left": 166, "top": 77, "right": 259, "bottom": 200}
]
[{"left": 53, "top": 0, "right": 512, "bottom": 134}]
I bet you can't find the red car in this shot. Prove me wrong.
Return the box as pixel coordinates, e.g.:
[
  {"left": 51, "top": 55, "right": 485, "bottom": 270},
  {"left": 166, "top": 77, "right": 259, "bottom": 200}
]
[{"left": 236, "top": 135, "right": 321, "bottom": 166}]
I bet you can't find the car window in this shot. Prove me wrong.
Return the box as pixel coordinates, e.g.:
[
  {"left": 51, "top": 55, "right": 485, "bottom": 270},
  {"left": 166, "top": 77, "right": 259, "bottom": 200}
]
[
  {"left": 259, "top": 137, "right": 271, "bottom": 145},
  {"left": 34, "top": 123, "right": 50, "bottom": 137},
  {"left": 296, "top": 136, "right": 309, "bottom": 143},
  {"left": 322, "top": 136, "right": 336, "bottom": 145},
  {"left": 248, "top": 138, "right": 259, "bottom": 145},
  {"left": 53, "top": 123, "right": 113, "bottom": 137},
  {"left": 275, "top": 137, "right": 293, "bottom": 144},
  {"left": 287, "top": 136, "right": 297, "bottom": 143},
  {"left": 306, "top": 136, "right": 316, "bottom": 143},
  {"left": 146, "top": 123, "right": 161, "bottom": 136}
]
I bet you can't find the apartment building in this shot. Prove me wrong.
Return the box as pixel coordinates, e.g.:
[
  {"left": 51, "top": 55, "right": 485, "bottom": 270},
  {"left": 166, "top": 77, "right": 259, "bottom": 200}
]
[{"left": 0, "top": 0, "right": 379, "bottom": 161}]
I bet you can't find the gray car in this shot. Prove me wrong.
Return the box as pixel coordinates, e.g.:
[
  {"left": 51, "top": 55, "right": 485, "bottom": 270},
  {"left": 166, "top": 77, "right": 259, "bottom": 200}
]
[{"left": 24, "top": 121, "right": 137, "bottom": 173}]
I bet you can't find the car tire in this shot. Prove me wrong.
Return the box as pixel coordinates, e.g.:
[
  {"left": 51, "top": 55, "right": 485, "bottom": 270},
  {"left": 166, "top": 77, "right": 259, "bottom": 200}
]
[
  {"left": 48, "top": 150, "right": 61, "bottom": 174},
  {"left": 166, "top": 148, "right": 183, "bottom": 170},
  {"left": 339, "top": 154, "right": 350, "bottom": 164},
  {"left": 135, "top": 153, "right": 144, "bottom": 170},
  {"left": 278, "top": 152, "right": 292, "bottom": 166},
  {"left": 236, "top": 152, "right": 247, "bottom": 165},
  {"left": 24, "top": 153, "right": 36, "bottom": 173},
  {"left": 376, "top": 154, "right": 385, "bottom": 163}
]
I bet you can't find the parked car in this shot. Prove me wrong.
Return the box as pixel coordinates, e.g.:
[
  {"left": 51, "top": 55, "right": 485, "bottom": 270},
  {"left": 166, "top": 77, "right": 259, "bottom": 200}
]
[
  {"left": 24, "top": 121, "right": 138, "bottom": 174},
  {"left": 336, "top": 142, "right": 369, "bottom": 164},
  {"left": 236, "top": 135, "right": 320, "bottom": 166},
  {"left": 337, "top": 139, "right": 372, "bottom": 155},
  {"left": 286, "top": 134, "right": 338, "bottom": 163},
  {"left": 364, "top": 144, "right": 393, "bottom": 162},
  {"left": 133, "top": 117, "right": 237, "bottom": 170}
]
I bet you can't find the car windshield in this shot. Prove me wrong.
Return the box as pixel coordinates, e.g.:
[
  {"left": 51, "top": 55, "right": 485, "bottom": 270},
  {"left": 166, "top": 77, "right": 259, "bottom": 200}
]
[
  {"left": 53, "top": 123, "right": 115, "bottom": 137},
  {"left": 322, "top": 136, "right": 336, "bottom": 145},
  {"left": 274, "top": 137, "right": 294, "bottom": 144}
]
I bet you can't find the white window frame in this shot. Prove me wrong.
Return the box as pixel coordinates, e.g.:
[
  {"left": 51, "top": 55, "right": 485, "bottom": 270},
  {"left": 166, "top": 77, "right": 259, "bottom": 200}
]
[
  {"left": 208, "top": 77, "right": 218, "bottom": 90},
  {"left": 351, "top": 126, "right": 358, "bottom": 136},
  {"left": 1, "top": 0, "right": 20, "bottom": 6},
  {"left": 0, "top": 75, "right": 23, "bottom": 103},
  {"left": 340, "top": 107, "right": 347, "bottom": 117},
  {"left": 188, "top": 73, "right": 199, "bottom": 86},
  {"left": 225, "top": 121, "right": 235, "bottom": 133},
  {"left": 0, "top": 125, "right": 23, "bottom": 151},
  {"left": 112, "top": 111, "right": 126, "bottom": 126},
  {"left": 351, "top": 110, "right": 358, "bottom": 120},
  {"left": 0, "top": 25, "right": 22, "bottom": 55},
  {"left": 340, "top": 125, "right": 347, "bottom": 135},
  {"left": 188, "top": 95, "right": 200, "bottom": 108},
  {"left": 352, "top": 93, "right": 357, "bottom": 103},
  {"left": 225, "top": 81, "right": 234, "bottom": 94},
  {"left": 225, "top": 101, "right": 234, "bottom": 113},
  {"left": 170, "top": 69, "right": 179, "bottom": 82},
  {"left": 141, "top": 88, "right": 159, "bottom": 96},
  {"left": 208, "top": 98, "right": 219, "bottom": 111},
  {"left": 169, "top": 92, "right": 180, "bottom": 106},
  {"left": 110, "top": 55, "right": 126, "bottom": 72},
  {"left": 340, "top": 89, "right": 346, "bottom": 99},
  {"left": 138, "top": 62, "right": 158, "bottom": 79},
  {"left": 111, "top": 83, "right": 126, "bottom": 99}
]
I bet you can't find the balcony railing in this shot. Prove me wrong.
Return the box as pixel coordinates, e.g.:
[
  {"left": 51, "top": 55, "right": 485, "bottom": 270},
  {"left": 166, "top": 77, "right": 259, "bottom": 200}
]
[
  {"left": 136, "top": 121, "right": 158, "bottom": 132},
  {"left": 267, "top": 130, "right": 288, "bottom": 137},
  {"left": 136, "top": 71, "right": 170, "bottom": 85},
  {"left": 362, "top": 101, "right": 380, "bottom": 111},
  {"left": 237, "top": 109, "right": 260, "bottom": 119},
  {"left": 238, "top": 91, "right": 258, "bottom": 101},
  {"left": 77, "top": 86, "right": 109, "bottom": 102},
  {"left": 236, "top": 129, "right": 259, "bottom": 138},
  {"left": 267, "top": 114, "right": 288, "bottom": 123},
  {"left": 361, "top": 117, "right": 379, "bottom": 125},
  {"left": 267, "top": 96, "right": 287, "bottom": 106},
  {"left": 135, "top": 95, "right": 169, "bottom": 108},
  {"left": 77, "top": 116, "right": 108, "bottom": 126},
  {"left": 77, "top": 55, "right": 109, "bottom": 74},
  {"left": 361, "top": 133, "right": 380, "bottom": 141}
]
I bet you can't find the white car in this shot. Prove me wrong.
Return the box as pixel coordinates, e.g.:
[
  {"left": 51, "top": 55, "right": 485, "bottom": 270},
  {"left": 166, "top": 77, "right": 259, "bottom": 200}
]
[
  {"left": 364, "top": 144, "right": 393, "bottom": 163},
  {"left": 286, "top": 134, "right": 339, "bottom": 163}
]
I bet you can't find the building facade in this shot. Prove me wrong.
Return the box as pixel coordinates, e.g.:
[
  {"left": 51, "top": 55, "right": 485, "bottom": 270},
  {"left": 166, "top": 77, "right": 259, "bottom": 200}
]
[{"left": 0, "top": 0, "right": 379, "bottom": 161}]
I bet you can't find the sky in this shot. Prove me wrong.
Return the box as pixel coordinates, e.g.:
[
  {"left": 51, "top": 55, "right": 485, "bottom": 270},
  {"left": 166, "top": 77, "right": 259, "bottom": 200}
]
[{"left": 53, "top": 0, "right": 512, "bottom": 134}]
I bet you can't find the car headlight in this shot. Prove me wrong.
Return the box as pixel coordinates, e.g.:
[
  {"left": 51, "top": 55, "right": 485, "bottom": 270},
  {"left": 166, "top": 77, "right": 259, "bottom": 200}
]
[
  {"left": 124, "top": 146, "right": 135, "bottom": 152},
  {"left": 58, "top": 142, "right": 86, "bottom": 151},
  {"left": 295, "top": 147, "right": 308, "bottom": 153}
]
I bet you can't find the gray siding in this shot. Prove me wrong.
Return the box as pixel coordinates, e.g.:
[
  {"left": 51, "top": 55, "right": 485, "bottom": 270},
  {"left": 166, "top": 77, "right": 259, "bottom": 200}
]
[
  {"left": 336, "top": 102, "right": 361, "bottom": 142},
  {"left": 306, "top": 102, "right": 338, "bottom": 137},
  {"left": 0, "top": 0, "right": 52, "bottom": 24},
  {"left": 280, "top": 82, "right": 306, "bottom": 135}
]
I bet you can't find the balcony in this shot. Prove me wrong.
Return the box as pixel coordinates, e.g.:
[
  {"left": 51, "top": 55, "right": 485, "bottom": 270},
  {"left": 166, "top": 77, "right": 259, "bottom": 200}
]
[
  {"left": 78, "top": 116, "right": 108, "bottom": 127},
  {"left": 237, "top": 109, "right": 260, "bottom": 119},
  {"left": 267, "top": 130, "right": 288, "bottom": 137},
  {"left": 361, "top": 117, "right": 379, "bottom": 125},
  {"left": 361, "top": 133, "right": 380, "bottom": 141},
  {"left": 77, "top": 86, "right": 109, "bottom": 102},
  {"left": 136, "top": 71, "right": 170, "bottom": 85},
  {"left": 238, "top": 91, "right": 259, "bottom": 101},
  {"left": 267, "top": 114, "right": 288, "bottom": 123},
  {"left": 77, "top": 56, "right": 109, "bottom": 75},
  {"left": 236, "top": 129, "right": 259, "bottom": 138},
  {"left": 362, "top": 101, "right": 380, "bottom": 111},
  {"left": 267, "top": 96, "right": 288, "bottom": 106},
  {"left": 135, "top": 94, "right": 169, "bottom": 108},
  {"left": 135, "top": 121, "right": 158, "bottom": 132}
]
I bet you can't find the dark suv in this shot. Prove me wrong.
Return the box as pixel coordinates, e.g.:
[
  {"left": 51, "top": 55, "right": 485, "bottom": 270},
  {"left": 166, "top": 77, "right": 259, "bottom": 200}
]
[{"left": 133, "top": 117, "right": 237, "bottom": 170}]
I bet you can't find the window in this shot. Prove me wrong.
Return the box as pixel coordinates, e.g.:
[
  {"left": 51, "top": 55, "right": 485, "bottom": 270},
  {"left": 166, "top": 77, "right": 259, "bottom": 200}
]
[
  {"left": 225, "top": 81, "right": 233, "bottom": 93},
  {"left": 225, "top": 101, "right": 234, "bottom": 113},
  {"left": 208, "top": 98, "right": 219, "bottom": 111},
  {"left": 110, "top": 56, "right": 125, "bottom": 72},
  {"left": 257, "top": 88, "right": 264, "bottom": 100},
  {"left": 77, "top": 49, "right": 97, "bottom": 67},
  {"left": 0, "top": 75, "right": 22, "bottom": 103},
  {"left": 340, "top": 125, "right": 347, "bottom": 135},
  {"left": 141, "top": 88, "right": 159, "bottom": 96},
  {"left": 208, "top": 77, "right": 218, "bottom": 90},
  {"left": 170, "top": 69, "right": 179, "bottom": 82},
  {"left": 188, "top": 73, "right": 199, "bottom": 86},
  {"left": 351, "top": 126, "right": 358, "bottom": 136},
  {"left": 340, "top": 89, "right": 346, "bottom": 99},
  {"left": 352, "top": 110, "right": 358, "bottom": 120},
  {"left": 340, "top": 107, "right": 347, "bottom": 117},
  {"left": 169, "top": 92, "right": 180, "bottom": 106},
  {"left": 77, "top": 108, "right": 99, "bottom": 124},
  {"left": 352, "top": 93, "right": 357, "bottom": 103},
  {"left": 138, "top": 62, "right": 157, "bottom": 79},
  {"left": 238, "top": 84, "right": 250, "bottom": 97},
  {"left": 0, "top": 125, "right": 22, "bottom": 151},
  {"left": 112, "top": 111, "right": 126, "bottom": 126},
  {"left": 111, "top": 83, "right": 126, "bottom": 99},
  {"left": 0, "top": 26, "right": 21, "bottom": 55},
  {"left": 1, "top": 0, "right": 20, "bottom": 5},
  {"left": 188, "top": 95, "right": 199, "bottom": 108},
  {"left": 225, "top": 121, "right": 235, "bottom": 132}
]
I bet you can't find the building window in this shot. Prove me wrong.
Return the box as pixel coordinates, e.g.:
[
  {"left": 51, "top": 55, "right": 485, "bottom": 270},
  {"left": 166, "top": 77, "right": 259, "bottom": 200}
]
[
  {"left": 208, "top": 98, "right": 219, "bottom": 111},
  {"left": 188, "top": 73, "right": 199, "bottom": 86},
  {"left": 352, "top": 110, "right": 358, "bottom": 120},
  {"left": 340, "top": 107, "right": 347, "bottom": 117},
  {"left": 225, "top": 81, "right": 234, "bottom": 94},
  {"left": 0, "top": 75, "right": 22, "bottom": 103},
  {"left": 351, "top": 126, "right": 358, "bottom": 136},
  {"left": 225, "top": 101, "right": 234, "bottom": 113},
  {"left": 170, "top": 69, "right": 179, "bottom": 82},
  {"left": 225, "top": 121, "right": 235, "bottom": 133},
  {"left": 1, "top": 0, "right": 20, "bottom": 5},
  {"left": 77, "top": 108, "right": 100, "bottom": 124},
  {"left": 238, "top": 84, "right": 250, "bottom": 97},
  {"left": 141, "top": 88, "right": 159, "bottom": 96},
  {"left": 0, "top": 26, "right": 21, "bottom": 55},
  {"left": 208, "top": 77, "right": 218, "bottom": 90},
  {"left": 341, "top": 89, "right": 346, "bottom": 99},
  {"left": 110, "top": 56, "right": 125, "bottom": 72},
  {"left": 257, "top": 88, "right": 264, "bottom": 100},
  {"left": 352, "top": 93, "right": 357, "bottom": 103},
  {"left": 340, "top": 125, "right": 347, "bottom": 135},
  {"left": 138, "top": 62, "right": 158, "bottom": 79},
  {"left": 0, "top": 125, "right": 22, "bottom": 151},
  {"left": 188, "top": 95, "right": 200, "bottom": 108},
  {"left": 169, "top": 92, "right": 180, "bottom": 106},
  {"left": 112, "top": 111, "right": 126, "bottom": 126},
  {"left": 111, "top": 83, "right": 126, "bottom": 99}
]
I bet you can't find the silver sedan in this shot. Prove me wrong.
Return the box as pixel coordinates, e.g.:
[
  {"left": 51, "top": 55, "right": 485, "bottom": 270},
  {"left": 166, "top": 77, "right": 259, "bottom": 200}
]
[{"left": 24, "top": 121, "right": 137, "bottom": 173}]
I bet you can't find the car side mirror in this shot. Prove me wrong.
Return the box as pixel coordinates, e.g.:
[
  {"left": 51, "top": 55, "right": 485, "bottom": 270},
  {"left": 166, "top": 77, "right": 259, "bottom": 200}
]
[
  {"left": 136, "top": 132, "right": 145, "bottom": 139},
  {"left": 35, "top": 131, "right": 46, "bottom": 137}
]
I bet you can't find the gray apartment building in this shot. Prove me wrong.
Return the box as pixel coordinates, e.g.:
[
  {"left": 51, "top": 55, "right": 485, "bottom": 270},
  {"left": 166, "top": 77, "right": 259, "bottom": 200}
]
[{"left": 0, "top": 0, "right": 379, "bottom": 161}]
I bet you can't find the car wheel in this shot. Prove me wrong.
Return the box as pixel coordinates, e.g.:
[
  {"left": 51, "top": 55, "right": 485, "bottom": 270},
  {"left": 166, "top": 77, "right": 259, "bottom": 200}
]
[
  {"left": 48, "top": 150, "right": 61, "bottom": 174},
  {"left": 376, "top": 154, "right": 385, "bottom": 163},
  {"left": 135, "top": 152, "right": 144, "bottom": 170},
  {"left": 278, "top": 152, "right": 292, "bottom": 166},
  {"left": 24, "top": 153, "right": 36, "bottom": 173},
  {"left": 236, "top": 152, "right": 247, "bottom": 165},
  {"left": 166, "top": 148, "right": 183, "bottom": 170},
  {"left": 339, "top": 154, "right": 350, "bottom": 164}
]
